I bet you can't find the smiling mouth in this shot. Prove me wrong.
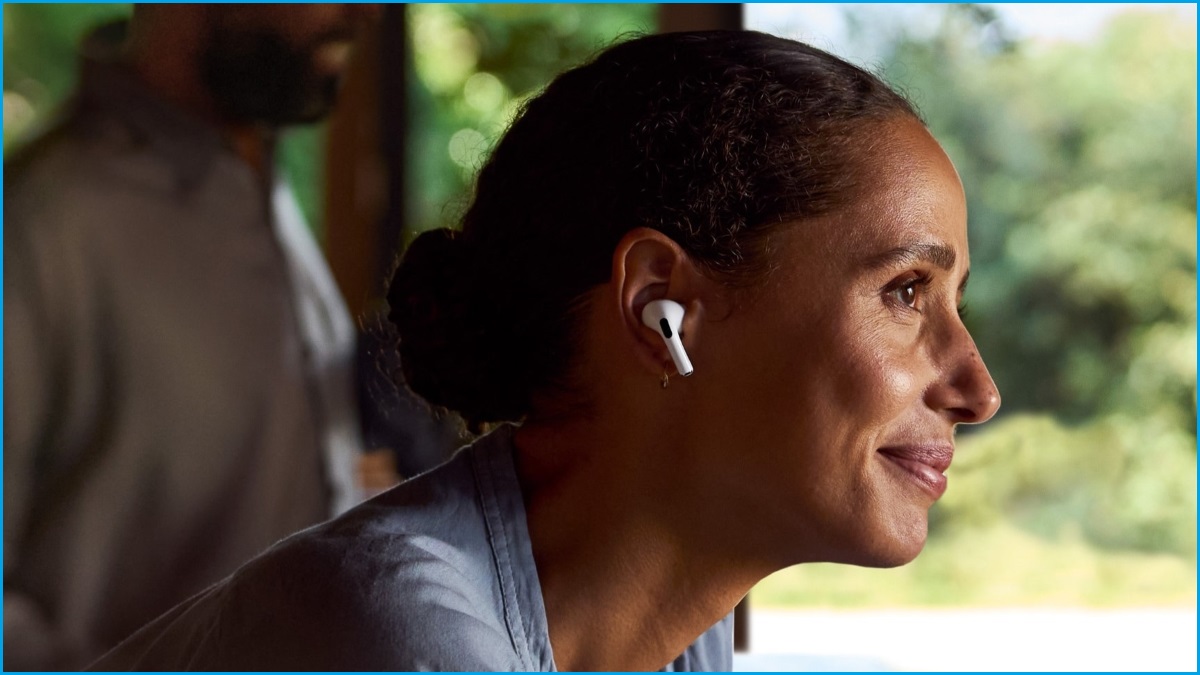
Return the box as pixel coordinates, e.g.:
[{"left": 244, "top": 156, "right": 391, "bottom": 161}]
[{"left": 877, "top": 444, "right": 953, "bottom": 500}]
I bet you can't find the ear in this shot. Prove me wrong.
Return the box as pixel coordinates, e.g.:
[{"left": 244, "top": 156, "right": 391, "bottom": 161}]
[{"left": 610, "top": 228, "right": 706, "bottom": 377}]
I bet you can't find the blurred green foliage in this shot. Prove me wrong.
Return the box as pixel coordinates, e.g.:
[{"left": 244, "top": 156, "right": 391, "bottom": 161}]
[
  {"left": 943, "top": 414, "right": 1195, "bottom": 558},
  {"left": 3, "top": 4, "right": 130, "bottom": 147},
  {"left": 405, "top": 4, "right": 654, "bottom": 240},
  {"left": 882, "top": 7, "right": 1196, "bottom": 430}
]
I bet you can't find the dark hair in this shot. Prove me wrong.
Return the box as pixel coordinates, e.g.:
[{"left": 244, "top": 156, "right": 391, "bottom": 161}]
[{"left": 389, "top": 30, "right": 919, "bottom": 427}]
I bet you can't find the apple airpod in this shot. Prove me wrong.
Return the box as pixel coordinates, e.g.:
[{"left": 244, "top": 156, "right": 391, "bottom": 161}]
[{"left": 641, "top": 299, "right": 694, "bottom": 377}]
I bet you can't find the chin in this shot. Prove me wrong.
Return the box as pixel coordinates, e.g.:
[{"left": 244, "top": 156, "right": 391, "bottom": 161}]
[
  {"left": 841, "top": 518, "right": 929, "bottom": 568},
  {"left": 864, "top": 542, "right": 926, "bottom": 568}
]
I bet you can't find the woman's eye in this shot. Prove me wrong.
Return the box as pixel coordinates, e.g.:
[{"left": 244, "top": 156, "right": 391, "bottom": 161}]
[{"left": 891, "top": 280, "right": 921, "bottom": 309}]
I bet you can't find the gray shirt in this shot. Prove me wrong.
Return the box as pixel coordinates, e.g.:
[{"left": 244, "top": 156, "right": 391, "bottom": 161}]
[
  {"left": 3, "top": 27, "right": 361, "bottom": 670},
  {"left": 89, "top": 425, "right": 734, "bottom": 671}
]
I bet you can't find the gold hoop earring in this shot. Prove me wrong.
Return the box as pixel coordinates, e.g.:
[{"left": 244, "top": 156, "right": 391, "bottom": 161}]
[{"left": 661, "top": 371, "right": 670, "bottom": 389}]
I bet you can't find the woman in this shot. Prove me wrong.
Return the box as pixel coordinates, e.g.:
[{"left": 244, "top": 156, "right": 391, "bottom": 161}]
[{"left": 91, "top": 30, "right": 999, "bottom": 671}]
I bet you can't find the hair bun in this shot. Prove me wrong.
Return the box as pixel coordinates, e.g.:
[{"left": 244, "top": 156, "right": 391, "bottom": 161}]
[
  {"left": 389, "top": 228, "right": 471, "bottom": 331},
  {"left": 387, "top": 228, "right": 488, "bottom": 417}
]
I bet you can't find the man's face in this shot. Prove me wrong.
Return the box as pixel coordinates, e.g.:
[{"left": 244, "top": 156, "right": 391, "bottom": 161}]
[{"left": 201, "top": 4, "right": 381, "bottom": 125}]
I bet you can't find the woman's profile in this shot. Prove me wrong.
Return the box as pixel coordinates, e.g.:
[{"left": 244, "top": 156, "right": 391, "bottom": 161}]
[{"left": 91, "top": 29, "right": 1000, "bottom": 671}]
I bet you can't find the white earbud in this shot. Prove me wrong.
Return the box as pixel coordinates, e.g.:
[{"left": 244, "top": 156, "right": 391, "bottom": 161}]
[{"left": 641, "top": 299, "right": 694, "bottom": 377}]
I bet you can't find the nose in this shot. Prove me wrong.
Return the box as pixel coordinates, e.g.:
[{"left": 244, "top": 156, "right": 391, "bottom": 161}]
[{"left": 926, "top": 330, "right": 1001, "bottom": 426}]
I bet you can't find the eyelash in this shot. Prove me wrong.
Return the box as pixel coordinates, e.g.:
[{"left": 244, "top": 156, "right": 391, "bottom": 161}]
[{"left": 885, "top": 273, "right": 969, "bottom": 318}]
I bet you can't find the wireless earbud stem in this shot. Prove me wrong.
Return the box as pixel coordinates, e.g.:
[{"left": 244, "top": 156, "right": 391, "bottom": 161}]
[{"left": 641, "top": 299, "right": 694, "bottom": 377}]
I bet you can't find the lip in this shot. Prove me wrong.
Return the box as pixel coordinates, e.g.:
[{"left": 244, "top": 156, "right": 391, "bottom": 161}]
[{"left": 877, "top": 443, "right": 954, "bottom": 500}]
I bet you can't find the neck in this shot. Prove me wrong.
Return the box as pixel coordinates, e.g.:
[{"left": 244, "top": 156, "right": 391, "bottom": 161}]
[
  {"left": 223, "top": 125, "right": 273, "bottom": 177},
  {"left": 515, "top": 417, "right": 759, "bottom": 671}
]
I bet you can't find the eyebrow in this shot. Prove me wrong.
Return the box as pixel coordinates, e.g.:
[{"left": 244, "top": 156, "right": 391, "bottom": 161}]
[
  {"left": 865, "top": 242, "right": 971, "bottom": 293},
  {"left": 865, "top": 242, "right": 957, "bottom": 272}
]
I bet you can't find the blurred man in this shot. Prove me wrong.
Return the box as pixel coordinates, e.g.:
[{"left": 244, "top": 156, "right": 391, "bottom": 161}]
[{"left": 4, "top": 5, "right": 382, "bottom": 669}]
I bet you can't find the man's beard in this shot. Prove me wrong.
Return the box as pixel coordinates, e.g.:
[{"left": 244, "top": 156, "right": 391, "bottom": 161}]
[{"left": 200, "top": 27, "right": 341, "bottom": 126}]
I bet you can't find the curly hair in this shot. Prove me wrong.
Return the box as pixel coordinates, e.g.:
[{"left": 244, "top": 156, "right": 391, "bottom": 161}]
[{"left": 389, "top": 30, "right": 920, "bottom": 427}]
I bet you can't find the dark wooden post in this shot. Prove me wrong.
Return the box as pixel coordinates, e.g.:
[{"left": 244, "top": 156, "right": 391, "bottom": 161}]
[{"left": 323, "top": 7, "right": 407, "bottom": 319}]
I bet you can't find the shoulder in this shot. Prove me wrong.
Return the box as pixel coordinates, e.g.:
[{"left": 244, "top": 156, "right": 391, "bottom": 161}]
[
  {"left": 4, "top": 106, "right": 185, "bottom": 245},
  {"left": 178, "top": 447, "right": 525, "bottom": 670},
  {"left": 221, "top": 449, "right": 525, "bottom": 669},
  {"left": 5, "top": 131, "right": 120, "bottom": 271},
  {"left": 3, "top": 120, "right": 135, "bottom": 339},
  {"left": 6, "top": 108, "right": 131, "bottom": 199},
  {"left": 93, "top": 434, "right": 543, "bottom": 671},
  {"left": 93, "top": 551, "right": 522, "bottom": 671},
  {"left": 216, "top": 552, "right": 522, "bottom": 670}
]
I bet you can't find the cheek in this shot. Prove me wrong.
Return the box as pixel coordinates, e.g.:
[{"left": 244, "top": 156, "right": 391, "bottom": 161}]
[
  {"left": 697, "top": 308, "right": 830, "bottom": 446},
  {"left": 831, "top": 322, "right": 924, "bottom": 433},
  {"left": 872, "top": 350, "right": 921, "bottom": 410}
]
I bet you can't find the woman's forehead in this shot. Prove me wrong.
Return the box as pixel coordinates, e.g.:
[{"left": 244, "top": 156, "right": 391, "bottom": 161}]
[
  {"left": 769, "top": 123, "right": 970, "bottom": 273},
  {"left": 842, "top": 122, "right": 967, "bottom": 251}
]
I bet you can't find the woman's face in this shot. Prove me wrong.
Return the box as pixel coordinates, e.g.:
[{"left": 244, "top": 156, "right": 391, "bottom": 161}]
[{"left": 688, "top": 117, "right": 1000, "bottom": 568}]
